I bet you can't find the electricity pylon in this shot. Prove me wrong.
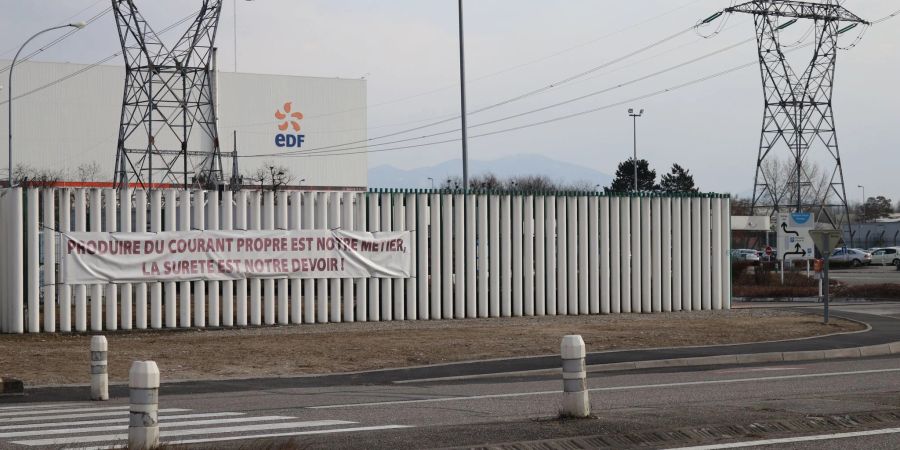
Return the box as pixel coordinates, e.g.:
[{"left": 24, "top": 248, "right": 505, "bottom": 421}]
[
  {"left": 726, "top": 0, "right": 868, "bottom": 230},
  {"left": 112, "top": 0, "right": 229, "bottom": 189}
]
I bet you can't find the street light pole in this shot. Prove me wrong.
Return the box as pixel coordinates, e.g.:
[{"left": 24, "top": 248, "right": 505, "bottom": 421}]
[
  {"left": 427, "top": 177, "right": 434, "bottom": 190},
  {"left": 458, "top": 0, "right": 469, "bottom": 191},
  {"left": 858, "top": 184, "right": 865, "bottom": 223},
  {"left": 628, "top": 108, "right": 644, "bottom": 192},
  {"left": 8, "top": 22, "right": 86, "bottom": 186}
]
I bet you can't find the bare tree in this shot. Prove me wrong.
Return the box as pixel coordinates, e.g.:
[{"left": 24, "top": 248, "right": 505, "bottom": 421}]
[
  {"left": 75, "top": 162, "right": 103, "bottom": 183},
  {"left": 248, "top": 162, "right": 296, "bottom": 192},
  {"left": 506, "top": 175, "right": 559, "bottom": 193},
  {"left": 757, "top": 157, "right": 832, "bottom": 215},
  {"left": 12, "top": 164, "right": 64, "bottom": 187}
]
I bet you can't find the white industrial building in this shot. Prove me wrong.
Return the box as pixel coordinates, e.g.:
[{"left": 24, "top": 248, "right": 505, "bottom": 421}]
[{"left": 0, "top": 59, "right": 368, "bottom": 189}]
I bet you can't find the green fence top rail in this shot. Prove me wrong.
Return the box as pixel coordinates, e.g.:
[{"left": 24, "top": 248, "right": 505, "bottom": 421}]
[{"left": 366, "top": 188, "right": 731, "bottom": 199}]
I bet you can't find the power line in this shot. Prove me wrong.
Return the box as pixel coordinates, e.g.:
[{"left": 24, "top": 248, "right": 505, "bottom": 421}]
[
  {"left": 257, "top": 37, "right": 754, "bottom": 159},
  {"left": 243, "top": 58, "right": 761, "bottom": 160},
  {"left": 239, "top": 23, "right": 704, "bottom": 158},
  {"left": 0, "top": 10, "right": 201, "bottom": 107},
  {"left": 0, "top": 6, "right": 112, "bottom": 75},
  {"left": 0, "top": 0, "right": 107, "bottom": 58}
]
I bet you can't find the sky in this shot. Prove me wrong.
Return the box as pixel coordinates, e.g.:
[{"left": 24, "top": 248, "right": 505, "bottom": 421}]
[{"left": 0, "top": 0, "right": 898, "bottom": 201}]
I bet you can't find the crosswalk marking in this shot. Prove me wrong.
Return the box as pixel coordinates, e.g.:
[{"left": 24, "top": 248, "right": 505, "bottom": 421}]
[
  {"left": 0, "top": 403, "right": 410, "bottom": 449},
  {"left": 0, "top": 403, "right": 73, "bottom": 411},
  {"left": 167, "top": 425, "right": 413, "bottom": 446},
  {"left": 0, "top": 415, "right": 296, "bottom": 438},
  {"left": 0, "top": 406, "right": 131, "bottom": 418},
  {"left": 13, "top": 420, "right": 356, "bottom": 446},
  {"left": 0, "top": 412, "right": 244, "bottom": 431},
  {"left": 0, "top": 408, "right": 190, "bottom": 423}
]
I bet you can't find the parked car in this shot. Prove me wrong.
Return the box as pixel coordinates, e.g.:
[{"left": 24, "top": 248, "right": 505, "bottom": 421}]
[
  {"left": 731, "top": 249, "right": 760, "bottom": 263},
  {"left": 830, "top": 248, "right": 872, "bottom": 267},
  {"left": 870, "top": 247, "right": 900, "bottom": 266}
]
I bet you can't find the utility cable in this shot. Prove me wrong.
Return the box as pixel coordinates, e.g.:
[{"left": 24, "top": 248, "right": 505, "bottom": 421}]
[{"left": 0, "top": 6, "right": 112, "bottom": 75}]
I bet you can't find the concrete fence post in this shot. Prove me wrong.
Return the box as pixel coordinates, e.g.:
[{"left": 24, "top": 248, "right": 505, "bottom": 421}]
[
  {"left": 129, "top": 361, "right": 160, "bottom": 450},
  {"left": 561, "top": 335, "right": 590, "bottom": 417},
  {"left": 89, "top": 336, "right": 108, "bottom": 401}
]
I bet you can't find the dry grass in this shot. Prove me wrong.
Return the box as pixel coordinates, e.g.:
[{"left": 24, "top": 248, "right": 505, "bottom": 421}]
[{"left": 0, "top": 309, "right": 861, "bottom": 387}]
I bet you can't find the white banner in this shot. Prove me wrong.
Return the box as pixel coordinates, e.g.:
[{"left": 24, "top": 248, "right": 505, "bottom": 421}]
[{"left": 61, "top": 230, "right": 412, "bottom": 284}]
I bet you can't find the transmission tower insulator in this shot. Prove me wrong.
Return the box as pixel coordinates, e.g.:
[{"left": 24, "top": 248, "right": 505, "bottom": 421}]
[
  {"left": 726, "top": 0, "right": 868, "bottom": 232},
  {"left": 112, "top": 0, "right": 227, "bottom": 190}
]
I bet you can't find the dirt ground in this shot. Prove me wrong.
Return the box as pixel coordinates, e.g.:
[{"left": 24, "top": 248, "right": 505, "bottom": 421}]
[{"left": 0, "top": 309, "right": 862, "bottom": 386}]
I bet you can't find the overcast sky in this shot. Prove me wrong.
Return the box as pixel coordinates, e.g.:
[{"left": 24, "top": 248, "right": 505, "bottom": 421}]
[{"left": 1, "top": 0, "right": 898, "bottom": 200}]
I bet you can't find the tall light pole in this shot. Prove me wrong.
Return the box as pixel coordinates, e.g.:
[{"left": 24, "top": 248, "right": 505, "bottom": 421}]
[
  {"left": 427, "top": 177, "right": 434, "bottom": 190},
  {"left": 628, "top": 108, "right": 644, "bottom": 192},
  {"left": 8, "top": 22, "right": 85, "bottom": 186},
  {"left": 458, "top": 0, "right": 470, "bottom": 191},
  {"left": 858, "top": 184, "right": 866, "bottom": 223}
]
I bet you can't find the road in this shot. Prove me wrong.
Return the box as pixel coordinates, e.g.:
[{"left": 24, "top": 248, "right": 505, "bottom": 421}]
[
  {"left": 3, "top": 355, "right": 900, "bottom": 449},
  {"left": 830, "top": 265, "right": 900, "bottom": 286}
]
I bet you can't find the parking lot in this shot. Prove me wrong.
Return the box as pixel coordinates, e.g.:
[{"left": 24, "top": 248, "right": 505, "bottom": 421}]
[{"left": 829, "top": 265, "right": 900, "bottom": 286}]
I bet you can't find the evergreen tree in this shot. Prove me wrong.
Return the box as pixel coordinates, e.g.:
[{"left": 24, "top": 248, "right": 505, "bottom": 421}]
[
  {"left": 608, "top": 158, "right": 657, "bottom": 192},
  {"left": 660, "top": 163, "right": 698, "bottom": 193}
]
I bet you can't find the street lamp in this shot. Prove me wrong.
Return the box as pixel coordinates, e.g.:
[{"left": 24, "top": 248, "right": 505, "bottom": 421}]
[
  {"left": 628, "top": 108, "right": 644, "bottom": 192},
  {"left": 858, "top": 185, "right": 866, "bottom": 223},
  {"left": 427, "top": 177, "right": 434, "bottom": 190},
  {"left": 458, "top": 0, "right": 469, "bottom": 191},
  {"left": 8, "top": 21, "right": 86, "bottom": 186}
]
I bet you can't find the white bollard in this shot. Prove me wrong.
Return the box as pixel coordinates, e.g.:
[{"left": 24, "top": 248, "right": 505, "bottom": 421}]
[
  {"left": 129, "top": 361, "right": 160, "bottom": 450},
  {"left": 90, "top": 336, "right": 108, "bottom": 401},
  {"left": 561, "top": 335, "right": 590, "bottom": 418}
]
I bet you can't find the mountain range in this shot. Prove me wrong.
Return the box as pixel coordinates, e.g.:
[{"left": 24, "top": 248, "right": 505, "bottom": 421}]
[{"left": 369, "top": 154, "right": 612, "bottom": 189}]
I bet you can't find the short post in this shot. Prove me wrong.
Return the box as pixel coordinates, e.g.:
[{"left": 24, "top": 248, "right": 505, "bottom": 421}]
[
  {"left": 90, "top": 336, "right": 108, "bottom": 401},
  {"left": 129, "top": 361, "right": 160, "bottom": 450},
  {"left": 561, "top": 335, "right": 590, "bottom": 417}
]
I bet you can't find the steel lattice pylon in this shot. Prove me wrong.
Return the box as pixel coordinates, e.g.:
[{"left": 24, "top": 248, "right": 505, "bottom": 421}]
[
  {"left": 726, "top": 0, "right": 868, "bottom": 230},
  {"left": 112, "top": 0, "right": 230, "bottom": 189}
]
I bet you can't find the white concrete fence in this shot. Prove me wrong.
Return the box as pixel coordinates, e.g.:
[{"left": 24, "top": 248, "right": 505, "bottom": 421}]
[{"left": 0, "top": 187, "right": 731, "bottom": 333}]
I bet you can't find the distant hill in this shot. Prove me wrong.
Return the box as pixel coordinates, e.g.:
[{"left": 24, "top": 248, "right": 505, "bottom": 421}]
[{"left": 369, "top": 154, "right": 612, "bottom": 189}]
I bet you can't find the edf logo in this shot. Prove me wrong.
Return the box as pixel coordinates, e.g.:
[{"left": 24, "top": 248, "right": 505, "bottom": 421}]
[{"left": 274, "top": 101, "right": 305, "bottom": 148}]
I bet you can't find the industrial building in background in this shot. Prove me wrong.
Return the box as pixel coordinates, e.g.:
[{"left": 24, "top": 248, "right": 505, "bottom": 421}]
[
  {"left": 725, "top": 0, "right": 869, "bottom": 231},
  {"left": 111, "top": 0, "right": 228, "bottom": 189},
  {"left": 0, "top": 60, "right": 367, "bottom": 190}
]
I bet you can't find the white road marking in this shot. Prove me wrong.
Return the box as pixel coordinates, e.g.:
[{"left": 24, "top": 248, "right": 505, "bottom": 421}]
[
  {"left": 308, "top": 367, "right": 900, "bottom": 409},
  {"left": 165, "top": 425, "right": 412, "bottom": 446},
  {"left": 13, "top": 420, "right": 356, "bottom": 446},
  {"left": 664, "top": 426, "right": 900, "bottom": 449},
  {"left": 0, "top": 403, "right": 73, "bottom": 411},
  {"left": 712, "top": 367, "right": 804, "bottom": 374},
  {"left": 0, "top": 412, "right": 244, "bottom": 431},
  {"left": 0, "top": 406, "right": 130, "bottom": 418},
  {"left": 0, "top": 415, "right": 295, "bottom": 438},
  {"left": 0, "top": 408, "right": 190, "bottom": 423}
]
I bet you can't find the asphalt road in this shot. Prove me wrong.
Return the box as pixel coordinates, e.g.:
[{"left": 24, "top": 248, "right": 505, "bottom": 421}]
[
  {"left": 4, "top": 355, "right": 900, "bottom": 449},
  {"left": 830, "top": 265, "right": 900, "bottom": 286}
]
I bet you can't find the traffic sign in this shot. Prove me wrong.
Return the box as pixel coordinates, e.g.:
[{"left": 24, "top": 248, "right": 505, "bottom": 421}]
[
  {"left": 777, "top": 212, "right": 815, "bottom": 261},
  {"left": 809, "top": 229, "right": 843, "bottom": 255}
]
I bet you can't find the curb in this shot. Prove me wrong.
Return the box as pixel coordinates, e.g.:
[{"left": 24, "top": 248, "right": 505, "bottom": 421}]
[
  {"left": 396, "top": 341, "right": 900, "bottom": 384},
  {"left": 0, "top": 377, "right": 25, "bottom": 395},
  {"left": 586, "top": 341, "right": 900, "bottom": 373}
]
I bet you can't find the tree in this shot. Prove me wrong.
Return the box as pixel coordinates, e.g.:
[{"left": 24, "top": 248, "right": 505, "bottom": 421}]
[
  {"left": 12, "top": 164, "right": 64, "bottom": 186},
  {"left": 659, "top": 163, "right": 698, "bottom": 193},
  {"left": 469, "top": 173, "right": 503, "bottom": 191},
  {"left": 507, "top": 175, "right": 559, "bottom": 193},
  {"left": 248, "top": 162, "right": 296, "bottom": 192},
  {"left": 75, "top": 162, "right": 103, "bottom": 183},
  {"left": 859, "top": 196, "right": 893, "bottom": 222},
  {"left": 607, "top": 158, "right": 657, "bottom": 192}
]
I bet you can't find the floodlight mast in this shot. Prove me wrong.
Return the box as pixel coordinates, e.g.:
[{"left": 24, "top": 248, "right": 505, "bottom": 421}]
[
  {"left": 112, "top": 0, "right": 232, "bottom": 190},
  {"left": 725, "top": 0, "right": 868, "bottom": 232}
]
